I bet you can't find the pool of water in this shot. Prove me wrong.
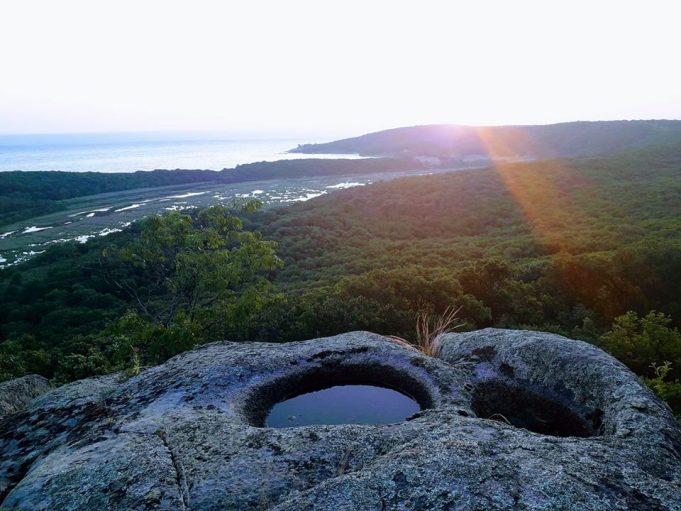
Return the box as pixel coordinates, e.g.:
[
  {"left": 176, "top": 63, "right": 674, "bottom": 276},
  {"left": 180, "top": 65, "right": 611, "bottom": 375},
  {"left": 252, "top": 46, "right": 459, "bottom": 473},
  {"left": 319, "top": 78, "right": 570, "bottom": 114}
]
[{"left": 265, "top": 384, "right": 421, "bottom": 428}]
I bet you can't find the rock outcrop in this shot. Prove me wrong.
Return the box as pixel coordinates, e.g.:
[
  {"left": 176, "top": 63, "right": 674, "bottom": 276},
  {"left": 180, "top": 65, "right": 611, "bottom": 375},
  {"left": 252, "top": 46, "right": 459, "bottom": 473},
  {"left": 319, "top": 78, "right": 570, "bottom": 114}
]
[
  {"left": 1, "top": 329, "right": 680, "bottom": 510},
  {"left": 0, "top": 374, "right": 51, "bottom": 420}
]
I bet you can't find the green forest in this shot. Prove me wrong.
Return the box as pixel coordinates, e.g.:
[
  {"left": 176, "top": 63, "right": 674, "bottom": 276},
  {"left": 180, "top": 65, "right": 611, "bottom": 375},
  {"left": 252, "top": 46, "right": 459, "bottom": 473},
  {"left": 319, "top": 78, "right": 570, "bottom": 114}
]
[{"left": 1, "top": 145, "right": 681, "bottom": 415}]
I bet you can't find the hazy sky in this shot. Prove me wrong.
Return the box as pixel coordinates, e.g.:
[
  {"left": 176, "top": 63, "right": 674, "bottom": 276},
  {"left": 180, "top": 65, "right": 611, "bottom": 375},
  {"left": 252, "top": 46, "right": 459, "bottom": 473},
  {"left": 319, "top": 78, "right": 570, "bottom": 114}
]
[{"left": 1, "top": 0, "right": 680, "bottom": 136}]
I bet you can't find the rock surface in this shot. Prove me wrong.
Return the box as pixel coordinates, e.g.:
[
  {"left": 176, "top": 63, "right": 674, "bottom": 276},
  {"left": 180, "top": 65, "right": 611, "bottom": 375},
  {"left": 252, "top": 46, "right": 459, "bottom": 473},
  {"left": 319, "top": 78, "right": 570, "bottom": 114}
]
[
  {"left": 0, "top": 374, "right": 51, "bottom": 420},
  {"left": 1, "top": 329, "right": 680, "bottom": 510}
]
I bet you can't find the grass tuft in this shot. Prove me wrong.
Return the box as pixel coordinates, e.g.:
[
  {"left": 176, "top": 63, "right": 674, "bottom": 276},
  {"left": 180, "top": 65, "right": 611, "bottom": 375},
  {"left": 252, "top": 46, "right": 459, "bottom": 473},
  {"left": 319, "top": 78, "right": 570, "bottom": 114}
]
[{"left": 388, "top": 305, "right": 463, "bottom": 357}]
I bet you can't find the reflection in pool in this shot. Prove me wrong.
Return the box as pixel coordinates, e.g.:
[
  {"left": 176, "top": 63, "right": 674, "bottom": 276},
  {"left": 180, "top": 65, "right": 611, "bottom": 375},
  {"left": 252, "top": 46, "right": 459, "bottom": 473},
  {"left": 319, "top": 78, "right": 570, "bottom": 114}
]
[{"left": 265, "top": 384, "right": 421, "bottom": 428}]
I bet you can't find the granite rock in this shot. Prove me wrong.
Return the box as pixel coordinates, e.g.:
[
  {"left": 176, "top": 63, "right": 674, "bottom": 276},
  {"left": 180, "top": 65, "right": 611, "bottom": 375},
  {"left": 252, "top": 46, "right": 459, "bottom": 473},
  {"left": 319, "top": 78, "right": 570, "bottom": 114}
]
[
  {"left": 1, "top": 329, "right": 679, "bottom": 510},
  {"left": 0, "top": 374, "right": 51, "bottom": 420}
]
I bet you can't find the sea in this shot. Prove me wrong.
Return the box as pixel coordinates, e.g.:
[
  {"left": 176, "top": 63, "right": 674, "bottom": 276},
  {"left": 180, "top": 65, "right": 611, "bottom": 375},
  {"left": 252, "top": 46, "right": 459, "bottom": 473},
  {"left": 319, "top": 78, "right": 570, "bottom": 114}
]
[{"left": 0, "top": 132, "right": 360, "bottom": 173}]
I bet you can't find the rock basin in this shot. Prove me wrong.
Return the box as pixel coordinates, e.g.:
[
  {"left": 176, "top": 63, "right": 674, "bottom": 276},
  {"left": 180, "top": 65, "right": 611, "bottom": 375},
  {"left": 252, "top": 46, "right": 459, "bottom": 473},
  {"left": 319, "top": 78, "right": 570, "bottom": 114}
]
[
  {"left": 264, "top": 384, "right": 421, "bottom": 428},
  {"left": 1, "top": 329, "right": 680, "bottom": 510}
]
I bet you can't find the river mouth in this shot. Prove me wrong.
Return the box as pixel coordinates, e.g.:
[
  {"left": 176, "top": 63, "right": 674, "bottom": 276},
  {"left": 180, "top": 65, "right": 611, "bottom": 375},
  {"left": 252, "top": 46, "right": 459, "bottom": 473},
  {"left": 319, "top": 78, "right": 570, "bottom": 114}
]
[{"left": 265, "top": 384, "right": 421, "bottom": 428}]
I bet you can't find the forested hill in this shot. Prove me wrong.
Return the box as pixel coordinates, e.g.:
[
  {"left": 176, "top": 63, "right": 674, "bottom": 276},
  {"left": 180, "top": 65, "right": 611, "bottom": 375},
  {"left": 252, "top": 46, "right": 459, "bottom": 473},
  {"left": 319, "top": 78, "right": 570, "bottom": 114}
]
[
  {"left": 290, "top": 120, "right": 681, "bottom": 159},
  {"left": 254, "top": 143, "right": 681, "bottom": 327},
  {"left": 2, "top": 144, "right": 681, "bottom": 414},
  {"left": 0, "top": 158, "right": 416, "bottom": 226}
]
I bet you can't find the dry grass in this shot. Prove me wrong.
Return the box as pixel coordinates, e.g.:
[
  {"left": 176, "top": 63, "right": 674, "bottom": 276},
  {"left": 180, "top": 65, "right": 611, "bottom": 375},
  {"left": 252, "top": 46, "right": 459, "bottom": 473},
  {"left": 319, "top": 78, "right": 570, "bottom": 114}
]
[
  {"left": 336, "top": 443, "right": 356, "bottom": 476},
  {"left": 487, "top": 413, "right": 512, "bottom": 425},
  {"left": 388, "top": 305, "right": 463, "bottom": 357}
]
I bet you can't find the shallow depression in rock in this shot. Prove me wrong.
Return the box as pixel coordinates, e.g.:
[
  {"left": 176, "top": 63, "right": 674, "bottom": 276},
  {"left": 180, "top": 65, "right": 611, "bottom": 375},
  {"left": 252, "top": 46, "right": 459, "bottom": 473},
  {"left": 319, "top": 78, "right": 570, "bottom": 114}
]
[
  {"left": 471, "top": 380, "right": 599, "bottom": 437},
  {"left": 265, "top": 384, "right": 421, "bottom": 427}
]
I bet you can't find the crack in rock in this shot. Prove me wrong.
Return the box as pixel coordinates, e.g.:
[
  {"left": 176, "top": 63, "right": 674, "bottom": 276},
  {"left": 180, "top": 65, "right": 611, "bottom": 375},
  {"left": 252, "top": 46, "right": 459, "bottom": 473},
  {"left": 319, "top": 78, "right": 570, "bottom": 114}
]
[{"left": 156, "top": 429, "right": 190, "bottom": 510}]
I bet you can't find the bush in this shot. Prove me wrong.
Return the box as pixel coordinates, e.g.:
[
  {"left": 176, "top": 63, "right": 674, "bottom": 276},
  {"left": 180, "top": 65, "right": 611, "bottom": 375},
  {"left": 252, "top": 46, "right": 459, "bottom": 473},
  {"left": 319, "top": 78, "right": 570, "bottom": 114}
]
[
  {"left": 642, "top": 362, "right": 681, "bottom": 418},
  {"left": 601, "top": 311, "right": 681, "bottom": 379}
]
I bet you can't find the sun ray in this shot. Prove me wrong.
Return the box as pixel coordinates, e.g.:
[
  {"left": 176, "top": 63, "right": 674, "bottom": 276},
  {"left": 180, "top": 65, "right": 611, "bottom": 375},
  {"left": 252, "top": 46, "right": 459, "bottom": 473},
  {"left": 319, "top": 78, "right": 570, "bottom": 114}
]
[{"left": 470, "top": 126, "right": 636, "bottom": 322}]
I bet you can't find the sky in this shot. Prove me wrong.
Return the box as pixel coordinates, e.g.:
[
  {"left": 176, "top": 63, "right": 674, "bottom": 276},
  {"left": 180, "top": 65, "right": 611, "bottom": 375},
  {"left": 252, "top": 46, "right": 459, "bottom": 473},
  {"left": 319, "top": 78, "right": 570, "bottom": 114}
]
[{"left": 1, "top": 0, "right": 680, "bottom": 137}]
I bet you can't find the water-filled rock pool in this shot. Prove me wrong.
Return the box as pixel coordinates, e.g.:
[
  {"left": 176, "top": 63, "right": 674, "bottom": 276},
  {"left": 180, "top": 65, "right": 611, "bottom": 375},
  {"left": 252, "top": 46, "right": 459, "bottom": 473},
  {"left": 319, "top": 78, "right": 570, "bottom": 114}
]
[{"left": 265, "top": 384, "right": 420, "bottom": 427}]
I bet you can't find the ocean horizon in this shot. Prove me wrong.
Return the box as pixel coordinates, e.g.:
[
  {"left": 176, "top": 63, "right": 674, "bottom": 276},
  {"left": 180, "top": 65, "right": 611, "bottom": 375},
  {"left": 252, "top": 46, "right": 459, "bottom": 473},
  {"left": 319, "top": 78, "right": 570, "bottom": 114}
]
[{"left": 0, "top": 132, "right": 361, "bottom": 173}]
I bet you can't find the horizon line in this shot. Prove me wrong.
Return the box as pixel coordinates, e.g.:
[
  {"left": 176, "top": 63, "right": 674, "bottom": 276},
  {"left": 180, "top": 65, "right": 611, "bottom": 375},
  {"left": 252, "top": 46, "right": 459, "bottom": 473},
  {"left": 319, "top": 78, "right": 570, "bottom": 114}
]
[{"left": 1, "top": 118, "right": 681, "bottom": 139}]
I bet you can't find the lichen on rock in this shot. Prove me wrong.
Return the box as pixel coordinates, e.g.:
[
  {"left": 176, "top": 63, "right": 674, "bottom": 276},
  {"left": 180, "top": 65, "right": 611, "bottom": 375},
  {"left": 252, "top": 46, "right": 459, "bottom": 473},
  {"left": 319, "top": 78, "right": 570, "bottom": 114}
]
[
  {"left": 1, "top": 329, "right": 680, "bottom": 510},
  {"left": 0, "top": 374, "right": 51, "bottom": 420}
]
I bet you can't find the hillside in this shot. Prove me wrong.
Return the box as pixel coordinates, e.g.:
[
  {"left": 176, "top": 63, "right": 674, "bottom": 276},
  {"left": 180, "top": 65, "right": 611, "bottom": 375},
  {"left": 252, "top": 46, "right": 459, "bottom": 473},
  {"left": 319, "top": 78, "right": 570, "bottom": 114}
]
[
  {"left": 3, "top": 144, "right": 681, "bottom": 416},
  {"left": 254, "top": 144, "right": 681, "bottom": 331},
  {"left": 290, "top": 120, "right": 681, "bottom": 161}
]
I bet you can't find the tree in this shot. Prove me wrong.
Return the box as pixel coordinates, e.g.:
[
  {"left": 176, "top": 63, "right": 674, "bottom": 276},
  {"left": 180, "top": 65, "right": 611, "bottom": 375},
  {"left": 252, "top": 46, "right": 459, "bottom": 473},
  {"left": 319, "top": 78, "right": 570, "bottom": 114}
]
[{"left": 102, "top": 202, "right": 283, "bottom": 364}]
